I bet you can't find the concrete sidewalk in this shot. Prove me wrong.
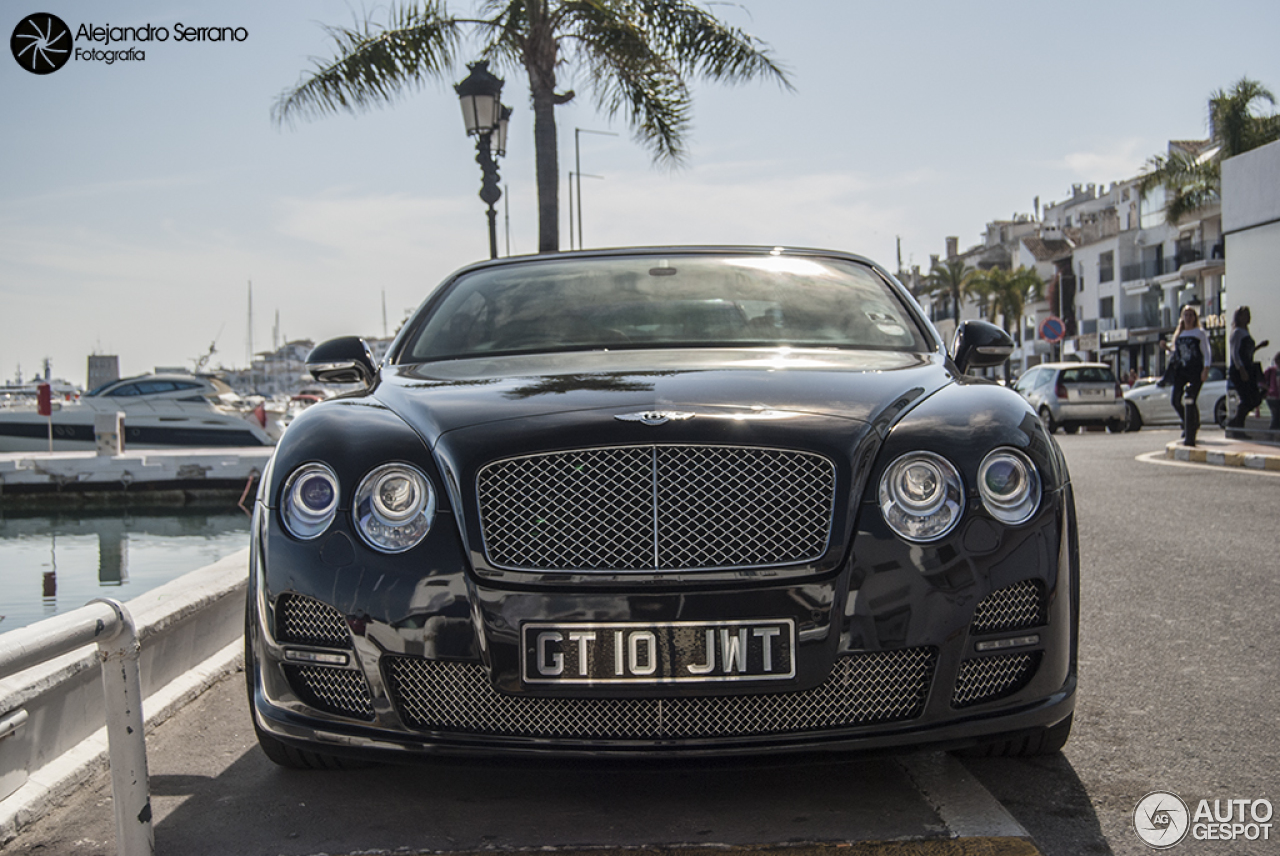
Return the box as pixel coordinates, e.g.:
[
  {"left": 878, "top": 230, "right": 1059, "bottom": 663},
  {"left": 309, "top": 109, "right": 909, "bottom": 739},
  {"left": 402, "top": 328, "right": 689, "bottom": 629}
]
[{"left": 1163, "top": 433, "right": 1280, "bottom": 470}]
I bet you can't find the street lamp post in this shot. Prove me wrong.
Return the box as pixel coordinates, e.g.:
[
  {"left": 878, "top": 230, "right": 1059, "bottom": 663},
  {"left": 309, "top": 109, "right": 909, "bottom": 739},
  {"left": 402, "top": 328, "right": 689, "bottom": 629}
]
[
  {"left": 456, "top": 61, "right": 511, "bottom": 260},
  {"left": 573, "top": 127, "right": 618, "bottom": 249}
]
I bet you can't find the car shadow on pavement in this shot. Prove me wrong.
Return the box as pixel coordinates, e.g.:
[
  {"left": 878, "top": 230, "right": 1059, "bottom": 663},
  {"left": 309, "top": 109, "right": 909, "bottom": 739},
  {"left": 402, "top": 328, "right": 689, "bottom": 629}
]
[
  {"left": 148, "top": 748, "right": 951, "bottom": 856},
  {"left": 960, "top": 753, "right": 1112, "bottom": 856}
]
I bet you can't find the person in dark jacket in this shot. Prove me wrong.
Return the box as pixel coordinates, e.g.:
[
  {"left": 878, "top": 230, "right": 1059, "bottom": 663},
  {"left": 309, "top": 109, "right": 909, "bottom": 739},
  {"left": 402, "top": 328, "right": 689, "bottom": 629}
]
[{"left": 1227, "top": 306, "right": 1265, "bottom": 427}]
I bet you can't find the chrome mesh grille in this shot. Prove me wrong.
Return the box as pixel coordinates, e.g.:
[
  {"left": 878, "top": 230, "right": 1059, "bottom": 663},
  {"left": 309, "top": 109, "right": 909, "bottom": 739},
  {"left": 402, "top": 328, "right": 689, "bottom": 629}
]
[
  {"left": 477, "top": 445, "right": 836, "bottom": 572},
  {"left": 951, "top": 652, "right": 1041, "bottom": 709},
  {"left": 382, "top": 648, "right": 937, "bottom": 739},
  {"left": 970, "top": 580, "right": 1047, "bottom": 634},
  {"left": 283, "top": 665, "right": 375, "bottom": 721},
  {"left": 276, "top": 594, "right": 351, "bottom": 649}
]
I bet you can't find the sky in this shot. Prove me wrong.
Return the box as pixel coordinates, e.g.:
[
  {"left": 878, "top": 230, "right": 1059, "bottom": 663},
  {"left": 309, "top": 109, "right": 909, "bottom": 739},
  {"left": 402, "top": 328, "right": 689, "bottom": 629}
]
[{"left": 4, "top": 0, "right": 1280, "bottom": 385}]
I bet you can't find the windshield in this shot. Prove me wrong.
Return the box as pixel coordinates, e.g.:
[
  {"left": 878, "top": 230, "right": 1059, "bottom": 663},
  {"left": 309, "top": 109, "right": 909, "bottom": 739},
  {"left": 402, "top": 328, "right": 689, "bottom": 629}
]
[{"left": 399, "top": 253, "right": 930, "bottom": 362}]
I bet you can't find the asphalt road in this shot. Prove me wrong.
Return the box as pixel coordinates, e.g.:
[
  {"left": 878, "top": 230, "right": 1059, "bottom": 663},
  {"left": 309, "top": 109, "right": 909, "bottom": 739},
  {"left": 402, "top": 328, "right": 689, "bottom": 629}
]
[
  {"left": 8, "top": 427, "right": 1278, "bottom": 856},
  {"left": 963, "top": 427, "right": 1280, "bottom": 855}
]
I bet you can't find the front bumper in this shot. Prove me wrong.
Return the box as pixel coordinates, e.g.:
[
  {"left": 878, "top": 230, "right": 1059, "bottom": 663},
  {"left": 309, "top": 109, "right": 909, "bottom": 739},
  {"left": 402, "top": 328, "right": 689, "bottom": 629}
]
[{"left": 248, "top": 482, "right": 1078, "bottom": 761}]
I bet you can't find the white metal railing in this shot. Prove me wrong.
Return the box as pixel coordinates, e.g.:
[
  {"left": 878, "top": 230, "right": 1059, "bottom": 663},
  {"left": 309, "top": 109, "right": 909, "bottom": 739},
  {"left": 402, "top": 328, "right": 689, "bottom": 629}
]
[{"left": 0, "top": 599, "right": 153, "bottom": 856}]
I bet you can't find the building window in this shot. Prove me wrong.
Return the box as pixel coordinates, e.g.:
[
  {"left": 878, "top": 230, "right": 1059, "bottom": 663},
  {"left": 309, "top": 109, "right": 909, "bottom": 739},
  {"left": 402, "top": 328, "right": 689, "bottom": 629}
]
[
  {"left": 1100, "top": 297, "right": 1114, "bottom": 319},
  {"left": 1099, "top": 251, "right": 1114, "bottom": 283}
]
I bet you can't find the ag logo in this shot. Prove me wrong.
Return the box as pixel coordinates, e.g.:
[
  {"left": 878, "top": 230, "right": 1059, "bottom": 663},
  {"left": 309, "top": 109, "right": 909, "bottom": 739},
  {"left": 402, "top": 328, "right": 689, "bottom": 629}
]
[
  {"left": 11, "top": 13, "right": 72, "bottom": 74},
  {"left": 1134, "top": 791, "right": 1190, "bottom": 849}
]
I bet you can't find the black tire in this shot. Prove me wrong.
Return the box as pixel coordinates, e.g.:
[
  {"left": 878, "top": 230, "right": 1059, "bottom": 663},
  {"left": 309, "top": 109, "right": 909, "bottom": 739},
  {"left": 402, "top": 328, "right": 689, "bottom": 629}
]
[
  {"left": 1214, "top": 397, "right": 1228, "bottom": 428},
  {"left": 1107, "top": 419, "right": 1126, "bottom": 434},
  {"left": 1062, "top": 424, "right": 1079, "bottom": 435},
  {"left": 956, "top": 713, "right": 1073, "bottom": 758},
  {"left": 1124, "top": 401, "right": 1143, "bottom": 432},
  {"left": 1039, "top": 408, "right": 1057, "bottom": 435}
]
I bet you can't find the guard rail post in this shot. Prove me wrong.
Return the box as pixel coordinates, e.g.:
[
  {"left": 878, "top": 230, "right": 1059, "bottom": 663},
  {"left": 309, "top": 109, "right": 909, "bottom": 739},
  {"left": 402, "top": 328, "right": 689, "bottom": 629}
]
[{"left": 0, "top": 598, "right": 154, "bottom": 856}]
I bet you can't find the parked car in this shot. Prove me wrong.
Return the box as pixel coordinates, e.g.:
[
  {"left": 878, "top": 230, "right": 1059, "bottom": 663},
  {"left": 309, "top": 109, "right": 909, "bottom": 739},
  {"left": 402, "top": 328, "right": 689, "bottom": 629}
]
[
  {"left": 1123, "top": 364, "right": 1234, "bottom": 431},
  {"left": 1011, "top": 362, "right": 1126, "bottom": 434},
  {"left": 247, "top": 246, "right": 1078, "bottom": 767}
]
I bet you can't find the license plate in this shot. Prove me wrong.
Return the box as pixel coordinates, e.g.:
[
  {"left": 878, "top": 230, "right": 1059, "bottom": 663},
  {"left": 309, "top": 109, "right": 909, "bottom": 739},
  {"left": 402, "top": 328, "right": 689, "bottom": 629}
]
[{"left": 521, "top": 619, "right": 796, "bottom": 685}]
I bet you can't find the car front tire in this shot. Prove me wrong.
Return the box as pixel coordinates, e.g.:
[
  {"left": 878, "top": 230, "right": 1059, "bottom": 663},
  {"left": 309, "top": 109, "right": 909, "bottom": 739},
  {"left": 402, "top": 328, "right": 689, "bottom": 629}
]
[{"left": 1214, "top": 397, "right": 1228, "bottom": 428}]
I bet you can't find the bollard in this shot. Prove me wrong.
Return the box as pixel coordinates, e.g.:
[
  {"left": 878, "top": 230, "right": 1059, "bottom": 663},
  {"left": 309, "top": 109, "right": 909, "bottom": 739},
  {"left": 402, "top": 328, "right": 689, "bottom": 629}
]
[{"left": 95, "top": 412, "right": 125, "bottom": 456}]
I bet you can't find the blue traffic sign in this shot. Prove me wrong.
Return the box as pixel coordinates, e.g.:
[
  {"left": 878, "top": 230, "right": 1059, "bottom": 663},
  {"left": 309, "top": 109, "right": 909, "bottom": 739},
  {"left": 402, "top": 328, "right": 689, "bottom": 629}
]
[{"left": 1039, "top": 316, "right": 1066, "bottom": 343}]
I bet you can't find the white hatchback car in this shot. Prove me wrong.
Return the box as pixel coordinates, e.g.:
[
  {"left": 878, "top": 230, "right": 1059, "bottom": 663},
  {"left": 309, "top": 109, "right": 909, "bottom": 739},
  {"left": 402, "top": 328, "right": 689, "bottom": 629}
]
[
  {"left": 1012, "top": 362, "right": 1126, "bottom": 434},
  {"left": 1123, "top": 364, "right": 1234, "bottom": 431}
]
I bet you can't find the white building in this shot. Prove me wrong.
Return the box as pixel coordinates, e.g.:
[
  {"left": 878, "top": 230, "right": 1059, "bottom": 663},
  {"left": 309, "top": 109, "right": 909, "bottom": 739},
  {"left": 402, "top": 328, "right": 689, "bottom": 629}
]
[{"left": 1222, "top": 138, "right": 1280, "bottom": 372}]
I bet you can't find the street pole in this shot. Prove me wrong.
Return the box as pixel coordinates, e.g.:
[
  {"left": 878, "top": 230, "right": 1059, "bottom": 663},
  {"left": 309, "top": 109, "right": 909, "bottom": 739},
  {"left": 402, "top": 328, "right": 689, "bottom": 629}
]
[
  {"left": 475, "top": 131, "right": 501, "bottom": 260},
  {"left": 574, "top": 128, "right": 618, "bottom": 249}
]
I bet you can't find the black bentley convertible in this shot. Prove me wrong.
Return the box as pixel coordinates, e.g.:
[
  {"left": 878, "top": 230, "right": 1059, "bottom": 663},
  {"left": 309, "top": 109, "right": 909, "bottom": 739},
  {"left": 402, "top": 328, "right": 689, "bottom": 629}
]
[{"left": 247, "top": 246, "right": 1078, "bottom": 767}]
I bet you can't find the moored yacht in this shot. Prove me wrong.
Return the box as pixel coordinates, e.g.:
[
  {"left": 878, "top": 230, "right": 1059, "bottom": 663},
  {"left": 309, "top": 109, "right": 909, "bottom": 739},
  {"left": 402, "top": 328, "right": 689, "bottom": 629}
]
[{"left": 0, "top": 373, "right": 280, "bottom": 452}]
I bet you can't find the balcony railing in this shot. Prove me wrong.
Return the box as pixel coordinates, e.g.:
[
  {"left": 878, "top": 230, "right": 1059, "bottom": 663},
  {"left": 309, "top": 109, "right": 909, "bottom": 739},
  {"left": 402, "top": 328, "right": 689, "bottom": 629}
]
[
  {"left": 1122, "top": 307, "right": 1172, "bottom": 329},
  {"left": 1120, "top": 258, "right": 1179, "bottom": 283},
  {"left": 1175, "top": 240, "right": 1225, "bottom": 269}
]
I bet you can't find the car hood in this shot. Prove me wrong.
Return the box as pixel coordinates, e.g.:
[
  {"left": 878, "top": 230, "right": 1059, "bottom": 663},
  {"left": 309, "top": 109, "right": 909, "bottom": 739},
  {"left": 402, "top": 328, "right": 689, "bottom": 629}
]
[{"left": 374, "top": 348, "right": 955, "bottom": 441}]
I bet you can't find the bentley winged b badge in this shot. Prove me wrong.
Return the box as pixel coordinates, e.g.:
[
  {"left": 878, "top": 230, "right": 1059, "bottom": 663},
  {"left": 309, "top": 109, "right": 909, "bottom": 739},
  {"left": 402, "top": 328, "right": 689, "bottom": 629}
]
[{"left": 614, "top": 410, "right": 697, "bottom": 426}]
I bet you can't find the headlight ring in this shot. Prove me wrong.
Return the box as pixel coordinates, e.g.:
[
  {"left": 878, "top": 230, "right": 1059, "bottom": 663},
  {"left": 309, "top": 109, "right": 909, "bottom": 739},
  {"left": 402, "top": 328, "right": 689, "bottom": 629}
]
[
  {"left": 281, "top": 463, "right": 340, "bottom": 540},
  {"left": 353, "top": 463, "right": 435, "bottom": 553},
  {"left": 879, "top": 452, "right": 964, "bottom": 542},
  {"left": 978, "top": 449, "right": 1041, "bottom": 525}
]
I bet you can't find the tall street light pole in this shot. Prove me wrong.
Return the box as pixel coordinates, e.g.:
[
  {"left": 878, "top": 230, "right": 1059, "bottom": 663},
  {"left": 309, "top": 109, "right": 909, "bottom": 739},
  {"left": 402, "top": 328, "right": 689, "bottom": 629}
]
[
  {"left": 574, "top": 127, "right": 617, "bottom": 249},
  {"left": 456, "top": 61, "right": 512, "bottom": 260}
]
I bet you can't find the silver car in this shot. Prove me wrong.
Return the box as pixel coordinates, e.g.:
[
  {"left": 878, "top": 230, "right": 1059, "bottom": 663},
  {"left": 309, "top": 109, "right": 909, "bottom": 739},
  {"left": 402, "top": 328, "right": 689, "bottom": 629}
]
[
  {"left": 1012, "top": 362, "right": 1126, "bottom": 434},
  {"left": 1123, "top": 364, "right": 1234, "bottom": 431}
]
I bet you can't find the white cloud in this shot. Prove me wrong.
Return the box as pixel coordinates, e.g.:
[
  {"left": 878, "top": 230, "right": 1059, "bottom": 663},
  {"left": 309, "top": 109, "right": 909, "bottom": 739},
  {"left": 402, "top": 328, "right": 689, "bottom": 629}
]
[{"left": 1055, "top": 138, "right": 1152, "bottom": 184}]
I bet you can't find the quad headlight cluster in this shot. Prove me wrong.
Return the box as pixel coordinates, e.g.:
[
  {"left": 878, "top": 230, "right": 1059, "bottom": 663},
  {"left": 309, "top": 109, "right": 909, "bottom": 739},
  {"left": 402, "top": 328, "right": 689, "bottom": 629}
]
[
  {"left": 281, "top": 462, "right": 435, "bottom": 553},
  {"left": 879, "top": 448, "right": 1040, "bottom": 542}
]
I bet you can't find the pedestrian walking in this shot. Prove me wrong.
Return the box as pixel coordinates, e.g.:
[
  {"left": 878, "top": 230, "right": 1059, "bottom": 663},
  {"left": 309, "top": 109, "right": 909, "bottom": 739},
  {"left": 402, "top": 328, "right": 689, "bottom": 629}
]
[
  {"left": 1264, "top": 352, "right": 1280, "bottom": 431},
  {"left": 1227, "top": 306, "right": 1266, "bottom": 427},
  {"left": 1167, "top": 306, "right": 1212, "bottom": 446}
]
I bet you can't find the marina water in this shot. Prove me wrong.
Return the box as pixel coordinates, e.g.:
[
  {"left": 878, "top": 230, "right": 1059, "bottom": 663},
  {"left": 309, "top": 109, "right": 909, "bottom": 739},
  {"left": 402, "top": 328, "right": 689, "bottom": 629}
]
[{"left": 0, "top": 507, "right": 250, "bottom": 632}]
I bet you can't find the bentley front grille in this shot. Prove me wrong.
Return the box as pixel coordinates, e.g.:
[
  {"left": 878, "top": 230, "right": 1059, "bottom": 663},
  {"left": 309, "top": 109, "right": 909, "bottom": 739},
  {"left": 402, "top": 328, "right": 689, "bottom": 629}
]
[
  {"left": 276, "top": 593, "right": 352, "bottom": 649},
  {"left": 951, "top": 652, "right": 1041, "bottom": 709},
  {"left": 970, "top": 580, "right": 1047, "bottom": 635},
  {"left": 382, "top": 648, "right": 937, "bottom": 740},
  {"left": 477, "top": 445, "right": 836, "bottom": 572},
  {"left": 283, "top": 664, "right": 376, "bottom": 721}
]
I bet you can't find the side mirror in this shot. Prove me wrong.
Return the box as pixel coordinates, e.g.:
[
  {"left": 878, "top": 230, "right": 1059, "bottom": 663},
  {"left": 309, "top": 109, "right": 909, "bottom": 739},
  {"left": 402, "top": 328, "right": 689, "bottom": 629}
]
[
  {"left": 307, "top": 337, "right": 377, "bottom": 386},
  {"left": 952, "top": 320, "right": 1014, "bottom": 374}
]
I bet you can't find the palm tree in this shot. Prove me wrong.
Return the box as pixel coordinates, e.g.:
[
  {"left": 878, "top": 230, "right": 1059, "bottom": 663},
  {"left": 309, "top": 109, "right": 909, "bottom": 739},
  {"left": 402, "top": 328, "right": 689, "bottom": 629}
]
[
  {"left": 1210, "top": 77, "right": 1280, "bottom": 157},
  {"left": 273, "top": 1, "right": 792, "bottom": 253},
  {"left": 921, "top": 257, "right": 978, "bottom": 326},
  {"left": 1140, "top": 76, "right": 1279, "bottom": 226},
  {"left": 968, "top": 265, "right": 1043, "bottom": 380}
]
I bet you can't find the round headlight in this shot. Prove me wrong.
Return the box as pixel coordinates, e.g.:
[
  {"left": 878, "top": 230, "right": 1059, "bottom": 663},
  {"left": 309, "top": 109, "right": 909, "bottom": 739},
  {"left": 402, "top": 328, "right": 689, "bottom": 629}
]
[
  {"left": 978, "top": 449, "right": 1041, "bottom": 525},
  {"left": 281, "top": 463, "right": 339, "bottom": 540},
  {"left": 879, "top": 452, "right": 964, "bottom": 542},
  {"left": 353, "top": 463, "right": 435, "bottom": 553}
]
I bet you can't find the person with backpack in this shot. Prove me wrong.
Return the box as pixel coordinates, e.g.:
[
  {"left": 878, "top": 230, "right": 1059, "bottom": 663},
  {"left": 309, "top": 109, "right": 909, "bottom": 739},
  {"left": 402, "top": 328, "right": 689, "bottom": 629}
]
[{"left": 1167, "top": 306, "right": 1212, "bottom": 446}]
